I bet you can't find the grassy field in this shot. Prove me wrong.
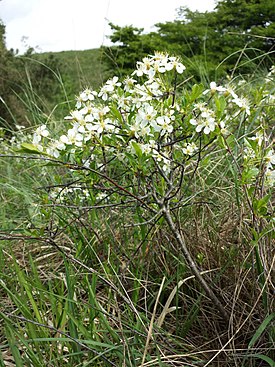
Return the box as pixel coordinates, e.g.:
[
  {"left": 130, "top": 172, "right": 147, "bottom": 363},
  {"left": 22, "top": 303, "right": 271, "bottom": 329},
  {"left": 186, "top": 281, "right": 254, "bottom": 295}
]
[
  {"left": 40, "top": 48, "right": 109, "bottom": 91},
  {"left": 1, "top": 48, "right": 110, "bottom": 129},
  {"left": 0, "top": 51, "right": 274, "bottom": 367}
]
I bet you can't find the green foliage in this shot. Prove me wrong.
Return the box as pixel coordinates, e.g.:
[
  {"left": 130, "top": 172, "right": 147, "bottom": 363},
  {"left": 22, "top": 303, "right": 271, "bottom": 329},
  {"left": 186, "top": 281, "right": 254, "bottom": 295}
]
[
  {"left": 0, "top": 20, "right": 25, "bottom": 128},
  {"left": 101, "top": 23, "right": 154, "bottom": 77},
  {"left": 102, "top": 0, "right": 275, "bottom": 79}
]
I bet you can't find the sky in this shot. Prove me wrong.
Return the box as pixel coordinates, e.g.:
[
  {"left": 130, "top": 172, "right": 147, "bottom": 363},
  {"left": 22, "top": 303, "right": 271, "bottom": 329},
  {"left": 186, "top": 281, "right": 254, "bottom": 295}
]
[{"left": 0, "top": 0, "right": 216, "bottom": 54}]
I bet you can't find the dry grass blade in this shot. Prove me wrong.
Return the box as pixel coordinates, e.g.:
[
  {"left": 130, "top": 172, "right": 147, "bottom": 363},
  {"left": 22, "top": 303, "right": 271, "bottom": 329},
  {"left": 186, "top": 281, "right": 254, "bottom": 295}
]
[{"left": 140, "top": 277, "right": 166, "bottom": 367}]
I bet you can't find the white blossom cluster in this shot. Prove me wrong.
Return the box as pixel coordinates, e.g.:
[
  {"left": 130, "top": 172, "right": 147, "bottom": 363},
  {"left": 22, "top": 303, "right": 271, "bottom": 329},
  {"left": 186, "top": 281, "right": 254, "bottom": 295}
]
[
  {"left": 49, "top": 185, "right": 91, "bottom": 204},
  {"left": 31, "top": 53, "right": 189, "bottom": 173},
  {"left": 28, "top": 52, "right": 273, "bottom": 185}
]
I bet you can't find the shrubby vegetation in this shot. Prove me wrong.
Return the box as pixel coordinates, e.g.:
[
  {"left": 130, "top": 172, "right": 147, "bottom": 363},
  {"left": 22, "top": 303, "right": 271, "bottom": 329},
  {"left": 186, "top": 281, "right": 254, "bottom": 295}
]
[{"left": 0, "top": 0, "right": 274, "bottom": 366}]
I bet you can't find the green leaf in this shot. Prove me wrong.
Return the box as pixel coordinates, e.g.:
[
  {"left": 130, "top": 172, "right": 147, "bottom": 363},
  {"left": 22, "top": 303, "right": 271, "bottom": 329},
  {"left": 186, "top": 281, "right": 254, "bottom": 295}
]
[
  {"left": 215, "top": 96, "right": 226, "bottom": 112},
  {"left": 242, "top": 167, "right": 259, "bottom": 183},
  {"left": 215, "top": 95, "right": 226, "bottom": 117},
  {"left": 256, "top": 194, "right": 270, "bottom": 209},
  {"left": 110, "top": 106, "right": 123, "bottom": 122},
  {"left": 190, "top": 84, "right": 204, "bottom": 102},
  {"left": 244, "top": 137, "right": 258, "bottom": 151},
  {"left": 252, "top": 194, "right": 271, "bottom": 216},
  {"left": 20, "top": 143, "right": 43, "bottom": 154},
  {"left": 248, "top": 313, "right": 275, "bottom": 348},
  {"left": 5, "top": 324, "right": 24, "bottom": 367},
  {"left": 131, "top": 141, "right": 143, "bottom": 158},
  {"left": 249, "top": 354, "right": 275, "bottom": 367}
]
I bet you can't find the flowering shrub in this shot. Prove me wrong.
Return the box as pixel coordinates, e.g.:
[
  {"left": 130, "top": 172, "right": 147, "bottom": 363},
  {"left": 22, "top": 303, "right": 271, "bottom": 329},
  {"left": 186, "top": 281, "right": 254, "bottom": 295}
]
[
  {"left": 1, "top": 51, "right": 274, "bottom": 367},
  {"left": 18, "top": 52, "right": 274, "bottom": 318}
]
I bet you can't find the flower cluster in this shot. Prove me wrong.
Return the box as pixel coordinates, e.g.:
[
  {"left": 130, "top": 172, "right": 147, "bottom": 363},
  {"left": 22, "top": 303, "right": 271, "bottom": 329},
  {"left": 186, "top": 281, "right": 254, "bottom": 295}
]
[
  {"left": 30, "top": 52, "right": 189, "bottom": 173},
  {"left": 27, "top": 52, "right": 274, "bottom": 187},
  {"left": 133, "top": 52, "right": 186, "bottom": 79},
  {"left": 49, "top": 185, "right": 93, "bottom": 205}
]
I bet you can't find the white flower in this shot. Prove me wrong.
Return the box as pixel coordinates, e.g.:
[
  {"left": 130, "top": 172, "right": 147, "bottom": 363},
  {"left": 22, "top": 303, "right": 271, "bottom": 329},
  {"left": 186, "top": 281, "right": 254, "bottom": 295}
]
[
  {"left": 153, "top": 52, "right": 169, "bottom": 63},
  {"left": 46, "top": 140, "right": 66, "bottom": 158},
  {"left": 265, "top": 149, "right": 275, "bottom": 169},
  {"left": 136, "top": 104, "right": 157, "bottom": 125},
  {"left": 133, "top": 57, "right": 155, "bottom": 78},
  {"left": 98, "top": 85, "right": 110, "bottom": 101},
  {"left": 96, "top": 192, "right": 108, "bottom": 201},
  {"left": 76, "top": 88, "right": 97, "bottom": 108},
  {"left": 166, "top": 56, "right": 186, "bottom": 74},
  {"left": 60, "top": 127, "right": 83, "bottom": 147},
  {"left": 123, "top": 77, "right": 137, "bottom": 92},
  {"left": 190, "top": 116, "right": 216, "bottom": 135},
  {"left": 152, "top": 52, "right": 170, "bottom": 73},
  {"left": 249, "top": 131, "right": 267, "bottom": 147},
  {"left": 151, "top": 148, "right": 171, "bottom": 173},
  {"left": 182, "top": 142, "right": 198, "bottom": 155},
  {"left": 15, "top": 124, "right": 25, "bottom": 130},
  {"left": 32, "top": 133, "right": 42, "bottom": 144},
  {"left": 219, "top": 121, "right": 228, "bottom": 135},
  {"left": 224, "top": 86, "right": 238, "bottom": 99},
  {"left": 130, "top": 120, "right": 151, "bottom": 138},
  {"left": 116, "top": 95, "right": 133, "bottom": 111},
  {"left": 92, "top": 106, "right": 110, "bottom": 121},
  {"left": 35, "top": 124, "right": 49, "bottom": 138},
  {"left": 32, "top": 134, "right": 43, "bottom": 151},
  {"left": 32, "top": 125, "right": 49, "bottom": 151},
  {"left": 265, "top": 168, "right": 275, "bottom": 187},
  {"left": 80, "top": 103, "right": 96, "bottom": 116},
  {"left": 203, "top": 81, "right": 226, "bottom": 95},
  {"left": 98, "top": 77, "right": 121, "bottom": 101},
  {"left": 232, "top": 95, "right": 250, "bottom": 115},
  {"left": 162, "top": 157, "right": 171, "bottom": 173},
  {"left": 65, "top": 110, "right": 85, "bottom": 124},
  {"left": 80, "top": 88, "right": 97, "bottom": 101},
  {"left": 153, "top": 116, "right": 173, "bottom": 136},
  {"left": 106, "top": 76, "right": 121, "bottom": 90},
  {"left": 84, "top": 113, "right": 95, "bottom": 123},
  {"left": 144, "top": 79, "right": 163, "bottom": 98},
  {"left": 140, "top": 142, "right": 154, "bottom": 155},
  {"left": 89, "top": 118, "right": 115, "bottom": 135}
]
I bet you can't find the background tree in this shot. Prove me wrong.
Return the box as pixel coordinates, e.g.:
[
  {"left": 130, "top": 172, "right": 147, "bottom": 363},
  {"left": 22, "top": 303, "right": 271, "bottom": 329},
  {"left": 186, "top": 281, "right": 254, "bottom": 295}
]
[
  {"left": 101, "top": 0, "right": 275, "bottom": 80},
  {"left": 211, "top": 0, "right": 275, "bottom": 72},
  {"left": 0, "top": 20, "right": 24, "bottom": 128},
  {"left": 101, "top": 23, "right": 152, "bottom": 77}
]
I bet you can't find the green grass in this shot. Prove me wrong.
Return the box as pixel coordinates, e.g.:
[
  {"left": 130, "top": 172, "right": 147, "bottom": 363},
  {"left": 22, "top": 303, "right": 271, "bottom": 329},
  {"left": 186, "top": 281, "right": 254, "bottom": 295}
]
[{"left": 33, "top": 48, "right": 109, "bottom": 96}]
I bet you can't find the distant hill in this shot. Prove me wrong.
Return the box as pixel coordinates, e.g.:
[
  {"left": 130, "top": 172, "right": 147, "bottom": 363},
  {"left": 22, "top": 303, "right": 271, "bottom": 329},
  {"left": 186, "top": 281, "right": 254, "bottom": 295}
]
[
  {"left": 13, "top": 48, "right": 112, "bottom": 121},
  {"left": 34, "top": 48, "right": 109, "bottom": 96}
]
